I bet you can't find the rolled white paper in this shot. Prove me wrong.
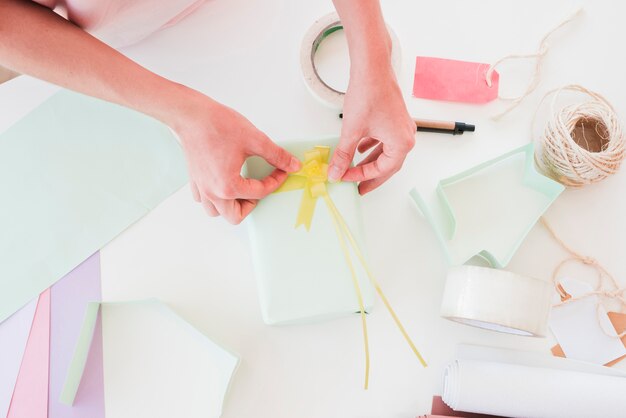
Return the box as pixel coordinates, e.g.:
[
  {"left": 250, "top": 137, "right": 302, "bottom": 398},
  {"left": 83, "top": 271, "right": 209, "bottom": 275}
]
[
  {"left": 441, "top": 266, "right": 552, "bottom": 337},
  {"left": 443, "top": 359, "right": 626, "bottom": 418}
]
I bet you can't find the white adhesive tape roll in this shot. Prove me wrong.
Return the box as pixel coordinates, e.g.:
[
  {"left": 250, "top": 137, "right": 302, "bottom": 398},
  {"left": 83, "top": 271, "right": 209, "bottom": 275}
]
[
  {"left": 441, "top": 266, "right": 552, "bottom": 337},
  {"left": 300, "top": 12, "right": 401, "bottom": 109}
]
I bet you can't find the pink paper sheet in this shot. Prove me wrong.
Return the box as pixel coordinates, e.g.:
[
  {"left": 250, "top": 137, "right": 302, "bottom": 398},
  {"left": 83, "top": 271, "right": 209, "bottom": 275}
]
[
  {"left": 49, "top": 252, "right": 105, "bottom": 418},
  {"left": 0, "top": 299, "right": 37, "bottom": 417},
  {"left": 412, "top": 56, "right": 499, "bottom": 104},
  {"left": 7, "top": 289, "right": 51, "bottom": 418}
]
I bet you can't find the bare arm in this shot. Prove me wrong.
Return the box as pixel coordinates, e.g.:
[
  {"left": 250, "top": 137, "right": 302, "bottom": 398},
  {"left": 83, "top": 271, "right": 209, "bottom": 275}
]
[
  {"left": 0, "top": 0, "right": 186, "bottom": 125},
  {"left": 0, "top": 0, "right": 299, "bottom": 223},
  {"left": 330, "top": 0, "right": 415, "bottom": 194},
  {"left": 332, "top": 0, "right": 393, "bottom": 77}
]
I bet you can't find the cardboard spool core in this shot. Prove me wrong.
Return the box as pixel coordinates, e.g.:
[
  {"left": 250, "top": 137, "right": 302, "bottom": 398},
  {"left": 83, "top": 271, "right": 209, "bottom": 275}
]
[
  {"left": 572, "top": 117, "right": 609, "bottom": 153},
  {"left": 311, "top": 23, "right": 347, "bottom": 96}
]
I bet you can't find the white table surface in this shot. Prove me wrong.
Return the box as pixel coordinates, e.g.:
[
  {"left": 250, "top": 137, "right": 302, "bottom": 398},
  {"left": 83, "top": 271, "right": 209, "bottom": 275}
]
[{"left": 2, "top": 1, "right": 626, "bottom": 416}]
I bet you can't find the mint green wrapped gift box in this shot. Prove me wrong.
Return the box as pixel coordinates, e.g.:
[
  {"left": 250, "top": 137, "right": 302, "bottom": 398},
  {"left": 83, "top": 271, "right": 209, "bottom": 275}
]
[{"left": 245, "top": 139, "right": 375, "bottom": 325}]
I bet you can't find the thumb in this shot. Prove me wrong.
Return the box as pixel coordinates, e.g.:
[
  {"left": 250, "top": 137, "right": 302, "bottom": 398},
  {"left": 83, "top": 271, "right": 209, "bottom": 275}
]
[
  {"left": 256, "top": 135, "right": 301, "bottom": 173},
  {"left": 328, "top": 133, "right": 360, "bottom": 182}
]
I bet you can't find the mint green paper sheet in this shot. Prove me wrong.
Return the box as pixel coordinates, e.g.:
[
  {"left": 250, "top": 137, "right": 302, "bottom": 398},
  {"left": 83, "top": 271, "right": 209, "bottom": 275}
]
[
  {"left": 60, "top": 302, "right": 100, "bottom": 405},
  {"left": 0, "top": 90, "right": 187, "bottom": 323}
]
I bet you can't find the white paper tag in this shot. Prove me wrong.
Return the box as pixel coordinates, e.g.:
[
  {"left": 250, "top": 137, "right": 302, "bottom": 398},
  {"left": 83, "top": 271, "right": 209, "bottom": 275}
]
[{"left": 549, "top": 278, "right": 626, "bottom": 365}]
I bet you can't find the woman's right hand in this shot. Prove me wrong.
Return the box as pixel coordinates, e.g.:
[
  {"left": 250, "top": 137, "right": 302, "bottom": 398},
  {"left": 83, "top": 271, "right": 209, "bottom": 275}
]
[{"left": 169, "top": 90, "right": 301, "bottom": 224}]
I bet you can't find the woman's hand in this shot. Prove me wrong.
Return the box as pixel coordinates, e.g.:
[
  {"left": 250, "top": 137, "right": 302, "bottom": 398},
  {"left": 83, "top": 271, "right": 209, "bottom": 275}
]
[
  {"left": 329, "top": 0, "right": 416, "bottom": 195},
  {"left": 328, "top": 65, "right": 415, "bottom": 195},
  {"left": 171, "top": 91, "right": 301, "bottom": 224}
]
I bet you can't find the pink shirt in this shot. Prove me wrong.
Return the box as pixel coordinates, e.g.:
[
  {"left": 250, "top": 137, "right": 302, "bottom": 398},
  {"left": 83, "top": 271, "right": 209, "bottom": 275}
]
[{"left": 35, "top": 0, "right": 206, "bottom": 48}]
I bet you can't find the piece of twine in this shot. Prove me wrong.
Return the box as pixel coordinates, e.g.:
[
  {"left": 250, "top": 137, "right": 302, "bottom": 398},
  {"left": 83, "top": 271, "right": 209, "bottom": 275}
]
[
  {"left": 541, "top": 217, "right": 626, "bottom": 339},
  {"left": 534, "top": 85, "right": 626, "bottom": 187},
  {"left": 486, "top": 8, "right": 583, "bottom": 120}
]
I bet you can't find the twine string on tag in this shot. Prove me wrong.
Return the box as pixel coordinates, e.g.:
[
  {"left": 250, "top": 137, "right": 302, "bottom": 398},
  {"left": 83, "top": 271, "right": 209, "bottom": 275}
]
[
  {"left": 486, "top": 8, "right": 583, "bottom": 120},
  {"left": 541, "top": 217, "right": 626, "bottom": 339}
]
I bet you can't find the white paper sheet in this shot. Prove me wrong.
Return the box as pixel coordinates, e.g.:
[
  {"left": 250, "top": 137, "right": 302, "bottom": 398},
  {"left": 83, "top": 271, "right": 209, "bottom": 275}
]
[
  {"left": 0, "top": 299, "right": 38, "bottom": 417},
  {"left": 549, "top": 278, "right": 626, "bottom": 365}
]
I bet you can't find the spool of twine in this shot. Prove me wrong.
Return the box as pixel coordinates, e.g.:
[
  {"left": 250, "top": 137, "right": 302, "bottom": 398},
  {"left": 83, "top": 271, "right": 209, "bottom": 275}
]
[{"left": 534, "top": 85, "right": 626, "bottom": 187}]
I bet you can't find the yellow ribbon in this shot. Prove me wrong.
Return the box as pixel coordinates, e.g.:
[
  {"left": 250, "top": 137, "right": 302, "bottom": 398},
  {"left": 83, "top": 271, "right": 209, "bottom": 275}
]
[
  {"left": 275, "top": 146, "right": 331, "bottom": 230},
  {"left": 275, "top": 146, "right": 427, "bottom": 389}
]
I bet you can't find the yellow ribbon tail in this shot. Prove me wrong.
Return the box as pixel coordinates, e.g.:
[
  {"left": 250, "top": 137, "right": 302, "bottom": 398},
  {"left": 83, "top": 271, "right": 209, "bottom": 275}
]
[
  {"left": 295, "top": 186, "right": 318, "bottom": 230},
  {"left": 374, "top": 283, "right": 428, "bottom": 367},
  {"left": 323, "top": 195, "right": 370, "bottom": 389},
  {"left": 324, "top": 196, "right": 428, "bottom": 369}
]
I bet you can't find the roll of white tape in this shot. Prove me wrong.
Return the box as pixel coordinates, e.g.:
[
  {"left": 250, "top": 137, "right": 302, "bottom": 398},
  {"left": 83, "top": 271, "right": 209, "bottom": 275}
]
[
  {"left": 300, "top": 12, "right": 401, "bottom": 110},
  {"left": 441, "top": 266, "right": 552, "bottom": 337}
]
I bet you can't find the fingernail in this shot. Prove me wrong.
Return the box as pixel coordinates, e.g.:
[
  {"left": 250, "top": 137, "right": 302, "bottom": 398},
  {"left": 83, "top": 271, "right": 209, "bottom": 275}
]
[
  {"left": 289, "top": 157, "right": 301, "bottom": 172},
  {"left": 328, "top": 165, "right": 341, "bottom": 182}
]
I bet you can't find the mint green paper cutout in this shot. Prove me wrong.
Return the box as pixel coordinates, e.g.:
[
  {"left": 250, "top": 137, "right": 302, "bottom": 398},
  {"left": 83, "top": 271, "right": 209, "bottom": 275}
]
[
  {"left": 410, "top": 143, "right": 564, "bottom": 268},
  {"left": 60, "top": 299, "right": 239, "bottom": 418},
  {"left": 0, "top": 90, "right": 187, "bottom": 323},
  {"left": 60, "top": 302, "right": 100, "bottom": 405}
]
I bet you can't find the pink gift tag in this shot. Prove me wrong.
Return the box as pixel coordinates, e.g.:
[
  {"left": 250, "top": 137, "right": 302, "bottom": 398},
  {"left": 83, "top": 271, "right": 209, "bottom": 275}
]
[{"left": 412, "top": 56, "right": 499, "bottom": 104}]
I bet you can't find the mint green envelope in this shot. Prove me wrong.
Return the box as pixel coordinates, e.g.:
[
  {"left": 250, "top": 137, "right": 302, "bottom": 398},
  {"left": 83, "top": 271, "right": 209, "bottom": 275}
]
[
  {"left": 410, "top": 143, "right": 564, "bottom": 268},
  {"left": 0, "top": 90, "right": 187, "bottom": 323},
  {"left": 245, "top": 139, "right": 375, "bottom": 325}
]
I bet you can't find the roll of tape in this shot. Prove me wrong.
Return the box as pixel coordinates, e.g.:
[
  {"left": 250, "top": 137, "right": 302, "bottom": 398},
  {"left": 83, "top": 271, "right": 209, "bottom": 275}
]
[
  {"left": 300, "top": 12, "right": 401, "bottom": 109},
  {"left": 441, "top": 266, "right": 552, "bottom": 337}
]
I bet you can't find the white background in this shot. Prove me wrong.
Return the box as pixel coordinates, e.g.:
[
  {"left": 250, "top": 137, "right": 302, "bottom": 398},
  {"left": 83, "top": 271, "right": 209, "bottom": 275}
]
[{"left": 2, "top": 0, "right": 626, "bottom": 417}]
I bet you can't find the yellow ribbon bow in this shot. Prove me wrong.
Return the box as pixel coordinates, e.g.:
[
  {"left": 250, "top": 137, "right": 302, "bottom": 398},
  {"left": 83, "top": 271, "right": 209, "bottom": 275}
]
[
  {"left": 275, "top": 146, "right": 331, "bottom": 230},
  {"left": 275, "top": 146, "right": 427, "bottom": 389}
]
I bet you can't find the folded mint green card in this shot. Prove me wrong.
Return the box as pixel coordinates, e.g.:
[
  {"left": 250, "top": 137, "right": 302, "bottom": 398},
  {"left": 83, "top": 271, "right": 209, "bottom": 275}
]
[
  {"left": 0, "top": 90, "right": 187, "bottom": 323},
  {"left": 409, "top": 143, "right": 564, "bottom": 268},
  {"left": 245, "top": 139, "right": 375, "bottom": 325}
]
